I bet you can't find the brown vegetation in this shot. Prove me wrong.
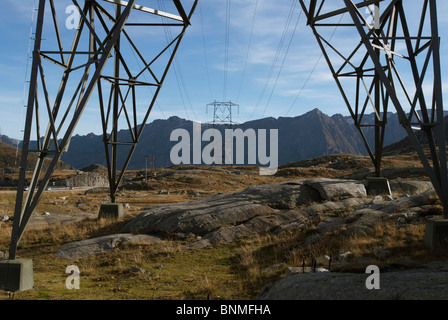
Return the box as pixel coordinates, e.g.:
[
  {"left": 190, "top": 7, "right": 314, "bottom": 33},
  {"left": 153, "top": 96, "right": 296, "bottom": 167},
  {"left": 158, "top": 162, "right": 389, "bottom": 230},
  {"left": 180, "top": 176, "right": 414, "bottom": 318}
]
[{"left": 0, "top": 152, "right": 446, "bottom": 300}]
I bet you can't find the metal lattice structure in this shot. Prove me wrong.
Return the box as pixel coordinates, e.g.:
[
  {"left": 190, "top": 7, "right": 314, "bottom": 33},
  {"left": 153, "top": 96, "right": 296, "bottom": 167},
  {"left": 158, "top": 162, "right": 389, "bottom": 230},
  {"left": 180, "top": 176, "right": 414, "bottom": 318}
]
[
  {"left": 299, "top": 0, "right": 448, "bottom": 217},
  {"left": 205, "top": 101, "right": 239, "bottom": 165},
  {"left": 206, "top": 100, "right": 239, "bottom": 128},
  {"left": 9, "top": 0, "right": 198, "bottom": 259}
]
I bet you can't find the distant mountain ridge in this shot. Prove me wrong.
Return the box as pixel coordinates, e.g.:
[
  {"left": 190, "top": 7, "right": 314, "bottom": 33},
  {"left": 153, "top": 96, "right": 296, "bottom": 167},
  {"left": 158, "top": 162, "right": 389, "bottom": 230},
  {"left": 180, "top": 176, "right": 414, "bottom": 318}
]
[
  {"left": 383, "top": 115, "right": 448, "bottom": 154},
  {"left": 344, "top": 110, "right": 448, "bottom": 149},
  {"left": 0, "top": 134, "right": 20, "bottom": 148},
  {"left": 2, "top": 108, "right": 444, "bottom": 170},
  {"left": 56, "top": 108, "right": 367, "bottom": 169},
  {"left": 0, "top": 140, "right": 73, "bottom": 172}
]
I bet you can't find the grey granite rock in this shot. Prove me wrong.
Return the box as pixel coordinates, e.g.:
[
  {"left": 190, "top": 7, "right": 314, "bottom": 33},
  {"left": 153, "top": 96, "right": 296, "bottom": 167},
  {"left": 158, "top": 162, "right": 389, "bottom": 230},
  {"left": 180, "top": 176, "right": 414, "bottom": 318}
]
[{"left": 257, "top": 260, "right": 448, "bottom": 300}]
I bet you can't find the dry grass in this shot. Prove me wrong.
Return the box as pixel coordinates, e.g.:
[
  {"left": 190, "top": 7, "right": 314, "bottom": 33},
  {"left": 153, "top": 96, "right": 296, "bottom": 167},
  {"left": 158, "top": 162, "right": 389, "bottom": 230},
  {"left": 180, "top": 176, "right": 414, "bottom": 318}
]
[
  {"left": 0, "top": 155, "right": 446, "bottom": 300},
  {"left": 1, "top": 204, "right": 447, "bottom": 300}
]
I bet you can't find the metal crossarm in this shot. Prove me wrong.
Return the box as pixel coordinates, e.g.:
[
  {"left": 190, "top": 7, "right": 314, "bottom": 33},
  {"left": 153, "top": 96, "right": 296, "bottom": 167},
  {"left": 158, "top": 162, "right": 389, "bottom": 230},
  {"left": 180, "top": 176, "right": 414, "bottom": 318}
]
[
  {"left": 299, "top": 0, "right": 448, "bottom": 217},
  {"left": 9, "top": 0, "right": 198, "bottom": 259}
]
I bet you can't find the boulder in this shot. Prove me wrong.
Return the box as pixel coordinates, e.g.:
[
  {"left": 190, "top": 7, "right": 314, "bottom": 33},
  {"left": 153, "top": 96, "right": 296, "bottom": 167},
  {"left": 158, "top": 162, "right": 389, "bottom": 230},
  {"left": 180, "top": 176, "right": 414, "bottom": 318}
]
[
  {"left": 185, "top": 209, "right": 310, "bottom": 250},
  {"left": 388, "top": 180, "right": 433, "bottom": 195},
  {"left": 55, "top": 233, "right": 164, "bottom": 259},
  {"left": 120, "top": 180, "right": 324, "bottom": 236},
  {"left": 120, "top": 194, "right": 277, "bottom": 236},
  {"left": 121, "top": 179, "right": 373, "bottom": 237},
  {"left": 304, "top": 178, "right": 367, "bottom": 200},
  {"left": 52, "top": 176, "right": 442, "bottom": 261},
  {"left": 237, "top": 181, "right": 322, "bottom": 209},
  {"left": 257, "top": 260, "right": 448, "bottom": 300},
  {"left": 52, "top": 179, "right": 380, "bottom": 255},
  {"left": 343, "top": 191, "right": 438, "bottom": 235},
  {"left": 64, "top": 172, "right": 108, "bottom": 188}
]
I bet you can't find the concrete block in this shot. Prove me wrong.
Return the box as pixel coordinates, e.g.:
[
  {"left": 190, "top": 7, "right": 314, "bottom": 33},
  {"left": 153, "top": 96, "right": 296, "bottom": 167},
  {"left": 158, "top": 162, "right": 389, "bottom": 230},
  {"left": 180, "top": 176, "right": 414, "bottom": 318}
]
[
  {"left": 0, "top": 259, "right": 34, "bottom": 292},
  {"left": 424, "top": 218, "right": 448, "bottom": 249},
  {"left": 98, "top": 203, "right": 124, "bottom": 220},
  {"left": 366, "top": 177, "right": 392, "bottom": 196}
]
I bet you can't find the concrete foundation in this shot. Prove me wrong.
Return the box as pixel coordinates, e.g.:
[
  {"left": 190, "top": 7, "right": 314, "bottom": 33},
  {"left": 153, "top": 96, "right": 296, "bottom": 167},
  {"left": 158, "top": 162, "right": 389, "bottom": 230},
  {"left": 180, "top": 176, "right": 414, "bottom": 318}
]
[
  {"left": 98, "top": 203, "right": 124, "bottom": 221},
  {"left": 0, "top": 259, "right": 34, "bottom": 292},
  {"left": 366, "top": 177, "right": 392, "bottom": 196},
  {"left": 424, "top": 218, "right": 448, "bottom": 249}
]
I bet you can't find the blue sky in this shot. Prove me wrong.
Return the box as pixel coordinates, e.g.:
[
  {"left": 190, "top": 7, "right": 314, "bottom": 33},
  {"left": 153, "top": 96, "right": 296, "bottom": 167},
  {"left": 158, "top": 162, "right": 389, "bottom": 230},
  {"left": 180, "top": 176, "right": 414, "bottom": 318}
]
[{"left": 1, "top": 0, "right": 448, "bottom": 140}]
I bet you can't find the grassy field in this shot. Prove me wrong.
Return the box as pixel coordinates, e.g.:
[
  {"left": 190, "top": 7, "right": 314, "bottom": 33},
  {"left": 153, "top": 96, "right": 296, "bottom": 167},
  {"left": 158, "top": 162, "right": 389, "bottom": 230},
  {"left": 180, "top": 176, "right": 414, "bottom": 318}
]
[
  {"left": 1, "top": 212, "right": 447, "bottom": 300},
  {"left": 0, "top": 154, "right": 446, "bottom": 300}
]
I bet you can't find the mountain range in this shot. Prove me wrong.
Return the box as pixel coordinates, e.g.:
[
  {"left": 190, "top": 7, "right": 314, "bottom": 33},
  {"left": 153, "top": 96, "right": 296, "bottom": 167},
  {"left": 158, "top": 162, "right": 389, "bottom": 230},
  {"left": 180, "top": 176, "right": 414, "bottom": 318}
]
[{"left": 0, "top": 108, "right": 435, "bottom": 170}]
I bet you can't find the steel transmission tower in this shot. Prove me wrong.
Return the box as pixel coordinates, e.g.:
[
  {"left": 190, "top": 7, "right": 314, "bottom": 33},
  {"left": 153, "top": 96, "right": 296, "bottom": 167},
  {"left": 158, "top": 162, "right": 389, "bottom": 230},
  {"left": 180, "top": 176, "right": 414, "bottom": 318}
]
[
  {"left": 299, "top": 0, "right": 448, "bottom": 217},
  {"left": 8, "top": 0, "right": 198, "bottom": 260},
  {"left": 206, "top": 100, "right": 239, "bottom": 128},
  {"left": 205, "top": 101, "right": 239, "bottom": 165}
]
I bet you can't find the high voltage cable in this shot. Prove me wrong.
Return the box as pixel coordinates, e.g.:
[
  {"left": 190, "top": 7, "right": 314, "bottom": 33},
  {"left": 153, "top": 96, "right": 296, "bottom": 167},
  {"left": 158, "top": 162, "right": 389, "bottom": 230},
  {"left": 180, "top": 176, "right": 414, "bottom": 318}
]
[
  {"left": 284, "top": 13, "right": 345, "bottom": 117},
  {"left": 235, "top": 0, "right": 259, "bottom": 104},
  {"left": 127, "top": 30, "right": 167, "bottom": 120},
  {"left": 198, "top": 1, "right": 213, "bottom": 101},
  {"left": 223, "top": 0, "right": 231, "bottom": 101},
  {"left": 261, "top": 7, "right": 302, "bottom": 118},
  {"left": 158, "top": 0, "right": 198, "bottom": 121},
  {"left": 248, "top": 0, "right": 297, "bottom": 121},
  {"left": 129, "top": 51, "right": 167, "bottom": 120},
  {"left": 105, "top": 0, "right": 168, "bottom": 121},
  {"left": 16, "top": 0, "right": 38, "bottom": 166},
  {"left": 158, "top": 0, "right": 189, "bottom": 120}
]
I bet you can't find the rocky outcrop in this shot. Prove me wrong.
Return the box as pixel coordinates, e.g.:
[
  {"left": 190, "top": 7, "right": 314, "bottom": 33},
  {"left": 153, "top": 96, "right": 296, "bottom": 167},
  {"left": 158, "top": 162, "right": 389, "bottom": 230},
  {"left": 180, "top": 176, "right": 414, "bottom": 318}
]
[
  {"left": 55, "top": 233, "right": 164, "bottom": 259},
  {"left": 345, "top": 166, "right": 428, "bottom": 180},
  {"left": 256, "top": 260, "right": 448, "bottom": 300},
  {"left": 301, "top": 190, "right": 438, "bottom": 247},
  {"left": 185, "top": 197, "right": 371, "bottom": 250},
  {"left": 304, "top": 178, "right": 366, "bottom": 200},
  {"left": 17, "top": 212, "right": 98, "bottom": 231},
  {"left": 388, "top": 180, "right": 434, "bottom": 195},
  {"left": 54, "top": 178, "right": 440, "bottom": 259},
  {"left": 121, "top": 179, "right": 437, "bottom": 249},
  {"left": 342, "top": 191, "right": 438, "bottom": 235},
  {"left": 64, "top": 172, "right": 108, "bottom": 188},
  {"left": 120, "top": 179, "right": 366, "bottom": 237}
]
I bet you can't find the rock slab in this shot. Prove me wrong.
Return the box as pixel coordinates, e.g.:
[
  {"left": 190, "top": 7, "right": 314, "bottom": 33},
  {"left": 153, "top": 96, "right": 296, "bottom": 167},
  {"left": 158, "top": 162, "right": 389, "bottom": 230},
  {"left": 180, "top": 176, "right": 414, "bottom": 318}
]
[
  {"left": 55, "top": 233, "right": 164, "bottom": 259},
  {"left": 120, "top": 179, "right": 367, "bottom": 236},
  {"left": 257, "top": 260, "right": 448, "bottom": 300},
  {"left": 304, "top": 178, "right": 367, "bottom": 200}
]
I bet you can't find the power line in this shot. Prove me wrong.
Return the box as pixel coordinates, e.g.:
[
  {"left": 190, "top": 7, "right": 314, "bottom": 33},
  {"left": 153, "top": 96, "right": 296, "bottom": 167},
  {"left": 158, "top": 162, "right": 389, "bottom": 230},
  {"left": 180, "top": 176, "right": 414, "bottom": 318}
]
[
  {"left": 17, "top": 0, "right": 38, "bottom": 166},
  {"left": 127, "top": 36, "right": 167, "bottom": 120},
  {"left": 223, "top": 0, "right": 231, "bottom": 101},
  {"left": 261, "top": 6, "right": 302, "bottom": 117},
  {"left": 235, "top": 0, "right": 259, "bottom": 104},
  {"left": 158, "top": 0, "right": 198, "bottom": 121},
  {"left": 285, "top": 13, "right": 346, "bottom": 117},
  {"left": 198, "top": 0, "right": 213, "bottom": 101},
  {"left": 248, "top": 0, "right": 297, "bottom": 121}
]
